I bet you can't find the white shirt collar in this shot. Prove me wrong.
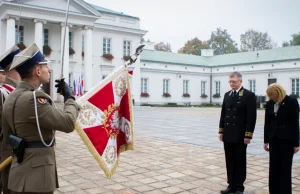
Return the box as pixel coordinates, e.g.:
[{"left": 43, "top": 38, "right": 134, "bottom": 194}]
[{"left": 233, "top": 85, "right": 243, "bottom": 93}]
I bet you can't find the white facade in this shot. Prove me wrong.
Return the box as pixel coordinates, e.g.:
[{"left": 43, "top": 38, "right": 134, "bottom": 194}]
[
  {"left": 139, "top": 45, "right": 300, "bottom": 105},
  {"left": 0, "top": 0, "right": 147, "bottom": 102}
]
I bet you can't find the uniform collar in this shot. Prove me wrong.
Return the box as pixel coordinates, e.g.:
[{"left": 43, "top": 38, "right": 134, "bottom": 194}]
[
  {"left": 4, "top": 76, "right": 19, "bottom": 88},
  {"left": 233, "top": 85, "right": 243, "bottom": 93},
  {"left": 17, "top": 81, "right": 39, "bottom": 90}
]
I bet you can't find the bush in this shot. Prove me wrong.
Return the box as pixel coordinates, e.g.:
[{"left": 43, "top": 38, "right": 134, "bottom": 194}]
[
  {"left": 103, "top": 53, "right": 114, "bottom": 60},
  {"left": 43, "top": 45, "right": 52, "bottom": 56},
  {"left": 69, "top": 47, "right": 75, "bottom": 55},
  {"left": 182, "top": 93, "right": 190, "bottom": 97},
  {"left": 201, "top": 94, "right": 208, "bottom": 98},
  {"left": 290, "top": 93, "right": 299, "bottom": 99},
  {"left": 213, "top": 93, "right": 221, "bottom": 98},
  {"left": 163, "top": 93, "right": 171, "bottom": 97},
  {"left": 123, "top": 55, "right": 131, "bottom": 61},
  {"left": 140, "top": 92, "right": 149, "bottom": 97},
  {"left": 17, "top": 43, "right": 26, "bottom": 51}
]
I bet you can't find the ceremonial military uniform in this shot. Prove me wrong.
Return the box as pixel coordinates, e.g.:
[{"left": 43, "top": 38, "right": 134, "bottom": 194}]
[
  {"left": 2, "top": 43, "right": 80, "bottom": 193},
  {"left": 219, "top": 87, "right": 257, "bottom": 192},
  {"left": 0, "top": 45, "right": 21, "bottom": 194}
]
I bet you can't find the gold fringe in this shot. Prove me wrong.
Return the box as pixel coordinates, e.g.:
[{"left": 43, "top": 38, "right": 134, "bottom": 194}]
[
  {"left": 75, "top": 66, "right": 135, "bottom": 179},
  {"left": 219, "top": 128, "right": 224, "bottom": 133}
]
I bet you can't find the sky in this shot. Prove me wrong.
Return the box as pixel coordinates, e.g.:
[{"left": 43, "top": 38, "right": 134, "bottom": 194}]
[{"left": 85, "top": 0, "right": 300, "bottom": 52}]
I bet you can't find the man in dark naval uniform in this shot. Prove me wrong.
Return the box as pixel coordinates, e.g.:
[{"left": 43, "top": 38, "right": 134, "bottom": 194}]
[{"left": 218, "top": 71, "right": 257, "bottom": 194}]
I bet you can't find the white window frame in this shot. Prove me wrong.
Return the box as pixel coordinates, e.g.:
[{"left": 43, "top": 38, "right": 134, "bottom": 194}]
[
  {"left": 163, "top": 79, "right": 170, "bottom": 94},
  {"left": 123, "top": 40, "right": 131, "bottom": 56},
  {"left": 103, "top": 37, "right": 111, "bottom": 54},
  {"left": 291, "top": 78, "right": 300, "bottom": 95},
  {"left": 183, "top": 80, "right": 189, "bottom": 94},
  {"left": 43, "top": 28, "right": 49, "bottom": 46},
  {"left": 141, "top": 78, "right": 148, "bottom": 93},
  {"left": 201, "top": 81, "right": 206, "bottom": 95},
  {"left": 216, "top": 81, "right": 221, "bottom": 94},
  {"left": 249, "top": 79, "right": 256, "bottom": 93},
  {"left": 15, "top": 25, "right": 24, "bottom": 44},
  {"left": 69, "top": 32, "right": 72, "bottom": 48}
]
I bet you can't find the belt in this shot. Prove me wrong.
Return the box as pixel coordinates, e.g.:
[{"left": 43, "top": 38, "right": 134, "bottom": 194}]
[{"left": 25, "top": 140, "right": 55, "bottom": 148}]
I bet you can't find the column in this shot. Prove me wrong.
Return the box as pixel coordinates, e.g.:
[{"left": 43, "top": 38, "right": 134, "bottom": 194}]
[
  {"left": 83, "top": 26, "right": 93, "bottom": 92},
  {"left": 34, "top": 19, "right": 46, "bottom": 52},
  {"left": 60, "top": 23, "right": 70, "bottom": 84},
  {"left": 6, "top": 16, "right": 17, "bottom": 50}
]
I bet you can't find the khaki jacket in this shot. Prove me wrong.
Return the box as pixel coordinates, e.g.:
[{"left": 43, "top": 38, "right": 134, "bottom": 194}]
[
  {"left": 2, "top": 81, "right": 80, "bottom": 193},
  {"left": 0, "top": 77, "right": 19, "bottom": 160}
]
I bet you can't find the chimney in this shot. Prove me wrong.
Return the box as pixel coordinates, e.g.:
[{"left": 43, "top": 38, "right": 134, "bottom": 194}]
[{"left": 201, "top": 49, "right": 214, "bottom": 57}]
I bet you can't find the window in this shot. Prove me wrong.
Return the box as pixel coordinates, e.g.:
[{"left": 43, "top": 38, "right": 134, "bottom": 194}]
[
  {"left": 292, "top": 78, "right": 299, "bottom": 95},
  {"left": 163, "top": 79, "right": 169, "bottom": 93},
  {"left": 44, "top": 29, "right": 49, "bottom": 45},
  {"left": 82, "top": 35, "right": 85, "bottom": 52},
  {"left": 123, "top": 40, "right": 131, "bottom": 56},
  {"left": 103, "top": 38, "right": 111, "bottom": 54},
  {"left": 201, "top": 81, "right": 206, "bottom": 95},
  {"left": 216, "top": 81, "right": 220, "bottom": 94},
  {"left": 141, "top": 78, "right": 148, "bottom": 93},
  {"left": 15, "top": 25, "right": 24, "bottom": 44},
  {"left": 249, "top": 80, "right": 256, "bottom": 93},
  {"left": 69, "top": 32, "right": 72, "bottom": 48},
  {"left": 183, "top": 80, "right": 189, "bottom": 94}
]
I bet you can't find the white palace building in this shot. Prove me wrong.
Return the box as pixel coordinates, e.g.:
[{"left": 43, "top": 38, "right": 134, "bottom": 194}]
[{"left": 0, "top": 0, "right": 300, "bottom": 105}]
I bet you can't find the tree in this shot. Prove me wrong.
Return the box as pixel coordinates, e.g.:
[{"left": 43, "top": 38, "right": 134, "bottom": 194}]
[
  {"left": 154, "top": 42, "right": 172, "bottom": 52},
  {"left": 291, "top": 32, "right": 300, "bottom": 46},
  {"left": 207, "top": 28, "right": 238, "bottom": 55},
  {"left": 177, "top": 37, "right": 209, "bottom": 56},
  {"left": 282, "top": 41, "right": 290, "bottom": 47},
  {"left": 240, "top": 29, "right": 274, "bottom": 51}
]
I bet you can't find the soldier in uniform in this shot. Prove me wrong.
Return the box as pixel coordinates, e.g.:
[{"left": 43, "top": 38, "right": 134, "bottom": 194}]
[
  {"left": 264, "top": 83, "right": 299, "bottom": 194},
  {"left": 218, "top": 72, "right": 257, "bottom": 194},
  {"left": 0, "top": 45, "right": 21, "bottom": 194},
  {"left": 2, "top": 43, "right": 80, "bottom": 194}
]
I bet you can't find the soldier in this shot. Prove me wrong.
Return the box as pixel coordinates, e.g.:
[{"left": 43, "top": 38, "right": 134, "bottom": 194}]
[
  {"left": 218, "top": 72, "right": 257, "bottom": 194},
  {"left": 0, "top": 45, "right": 21, "bottom": 194},
  {"left": 2, "top": 43, "right": 80, "bottom": 194},
  {"left": 0, "top": 68, "right": 5, "bottom": 84}
]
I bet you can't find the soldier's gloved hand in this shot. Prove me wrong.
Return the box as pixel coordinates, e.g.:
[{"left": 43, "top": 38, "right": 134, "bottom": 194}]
[{"left": 55, "top": 79, "right": 75, "bottom": 102}]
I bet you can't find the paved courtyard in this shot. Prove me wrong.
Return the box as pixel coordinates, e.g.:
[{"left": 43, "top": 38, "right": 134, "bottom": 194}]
[{"left": 54, "top": 107, "right": 300, "bottom": 194}]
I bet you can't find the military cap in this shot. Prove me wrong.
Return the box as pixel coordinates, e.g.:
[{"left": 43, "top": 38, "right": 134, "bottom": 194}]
[
  {"left": 0, "top": 45, "right": 21, "bottom": 69},
  {"left": 10, "top": 43, "right": 51, "bottom": 73},
  {"left": 0, "top": 67, "right": 4, "bottom": 72}
]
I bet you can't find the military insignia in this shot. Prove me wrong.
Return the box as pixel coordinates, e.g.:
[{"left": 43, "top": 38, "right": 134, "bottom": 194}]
[
  {"left": 37, "top": 97, "right": 47, "bottom": 104},
  {"left": 238, "top": 90, "right": 244, "bottom": 97},
  {"left": 114, "top": 76, "right": 126, "bottom": 97}
]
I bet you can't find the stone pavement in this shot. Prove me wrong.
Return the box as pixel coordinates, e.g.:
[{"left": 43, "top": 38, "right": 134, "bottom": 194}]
[{"left": 53, "top": 106, "right": 300, "bottom": 194}]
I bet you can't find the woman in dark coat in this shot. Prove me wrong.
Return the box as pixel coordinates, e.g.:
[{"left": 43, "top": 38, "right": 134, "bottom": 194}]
[{"left": 264, "top": 83, "right": 299, "bottom": 194}]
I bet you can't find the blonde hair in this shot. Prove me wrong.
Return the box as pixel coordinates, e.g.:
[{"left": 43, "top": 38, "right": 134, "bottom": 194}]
[{"left": 266, "top": 83, "right": 286, "bottom": 103}]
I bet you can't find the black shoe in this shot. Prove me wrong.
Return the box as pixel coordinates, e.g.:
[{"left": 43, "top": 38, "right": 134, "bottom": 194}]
[
  {"left": 220, "top": 187, "right": 236, "bottom": 194},
  {"left": 235, "top": 191, "right": 243, "bottom": 194}
]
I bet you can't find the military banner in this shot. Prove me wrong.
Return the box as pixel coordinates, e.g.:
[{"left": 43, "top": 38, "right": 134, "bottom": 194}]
[{"left": 75, "top": 65, "right": 134, "bottom": 178}]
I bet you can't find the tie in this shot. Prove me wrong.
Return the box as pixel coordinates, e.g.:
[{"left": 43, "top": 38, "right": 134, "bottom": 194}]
[{"left": 233, "top": 91, "right": 237, "bottom": 96}]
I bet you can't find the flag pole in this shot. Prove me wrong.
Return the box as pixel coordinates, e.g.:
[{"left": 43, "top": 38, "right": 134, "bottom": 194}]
[{"left": 60, "top": 0, "right": 71, "bottom": 81}]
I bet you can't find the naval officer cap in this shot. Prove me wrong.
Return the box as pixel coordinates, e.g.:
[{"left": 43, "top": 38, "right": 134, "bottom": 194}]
[
  {"left": 0, "top": 45, "right": 21, "bottom": 69},
  {"left": 10, "top": 43, "right": 51, "bottom": 74}
]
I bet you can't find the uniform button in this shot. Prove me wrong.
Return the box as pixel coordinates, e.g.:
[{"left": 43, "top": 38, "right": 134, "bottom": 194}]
[
  {"left": 233, "top": 124, "right": 235, "bottom": 125},
  {"left": 233, "top": 116, "right": 235, "bottom": 118},
  {"left": 227, "top": 116, "right": 229, "bottom": 118},
  {"left": 228, "top": 108, "right": 230, "bottom": 110},
  {"left": 227, "top": 123, "right": 229, "bottom": 125},
  {"left": 234, "top": 109, "right": 236, "bottom": 111}
]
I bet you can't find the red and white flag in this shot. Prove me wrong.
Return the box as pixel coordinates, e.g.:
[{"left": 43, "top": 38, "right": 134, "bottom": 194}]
[{"left": 75, "top": 65, "right": 134, "bottom": 178}]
